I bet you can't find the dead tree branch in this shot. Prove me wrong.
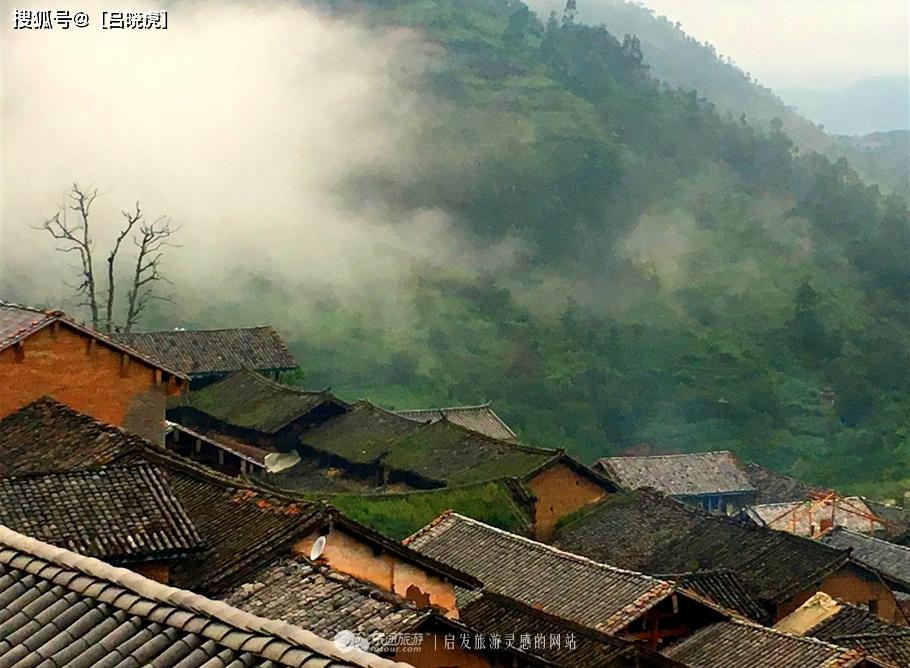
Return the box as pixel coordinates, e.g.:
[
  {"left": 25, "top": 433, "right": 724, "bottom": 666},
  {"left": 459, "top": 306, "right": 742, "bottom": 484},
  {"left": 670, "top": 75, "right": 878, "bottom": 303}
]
[
  {"left": 34, "top": 183, "right": 180, "bottom": 331},
  {"left": 104, "top": 202, "right": 142, "bottom": 331},
  {"left": 33, "top": 184, "right": 100, "bottom": 328},
  {"left": 125, "top": 216, "right": 180, "bottom": 332}
]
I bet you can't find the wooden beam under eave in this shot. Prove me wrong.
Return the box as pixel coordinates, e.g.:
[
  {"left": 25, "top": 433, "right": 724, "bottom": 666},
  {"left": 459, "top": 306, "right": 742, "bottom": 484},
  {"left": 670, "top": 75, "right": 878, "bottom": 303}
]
[{"left": 13, "top": 341, "right": 25, "bottom": 362}]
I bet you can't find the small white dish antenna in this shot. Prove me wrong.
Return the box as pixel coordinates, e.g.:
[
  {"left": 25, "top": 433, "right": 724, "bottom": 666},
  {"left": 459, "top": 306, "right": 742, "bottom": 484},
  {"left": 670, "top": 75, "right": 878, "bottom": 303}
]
[{"left": 310, "top": 535, "right": 327, "bottom": 561}]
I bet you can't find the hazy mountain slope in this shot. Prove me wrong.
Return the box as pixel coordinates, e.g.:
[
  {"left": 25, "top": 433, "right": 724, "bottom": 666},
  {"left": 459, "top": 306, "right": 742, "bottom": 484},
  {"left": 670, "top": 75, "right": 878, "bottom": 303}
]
[
  {"left": 781, "top": 76, "right": 910, "bottom": 136},
  {"left": 525, "top": 0, "right": 907, "bottom": 196},
  {"left": 145, "top": 0, "right": 908, "bottom": 493}
]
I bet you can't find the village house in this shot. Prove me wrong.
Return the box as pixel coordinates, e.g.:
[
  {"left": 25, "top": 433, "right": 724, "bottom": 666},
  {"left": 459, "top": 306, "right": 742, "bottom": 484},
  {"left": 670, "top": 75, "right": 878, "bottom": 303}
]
[
  {"left": 821, "top": 528, "right": 910, "bottom": 596},
  {"left": 0, "top": 301, "right": 187, "bottom": 442},
  {"left": 775, "top": 592, "right": 910, "bottom": 667},
  {"left": 0, "top": 463, "right": 203, "bottom": 583},
  {"left": 112, "top": 325, "right": 298, "bottom": 389},
  {"left": 291, "top": 402, "right": 616, "bottom": 537},
  {"left": 662, "top": 618, "right": 891, "bottom": 668},
  {"left": 164, "top": 368, "right": 614, "bottom": 537},
  {"left": 404, "top": 511, "right": 734, "bottom": 647},
  {"left": 0, "top": 525, "right": 408, "bottom": 668},
  {"left": 553, "top": 489, "right": 905, "bottom": 625},
  {"left": 223, "top": 555, "right": 432, "bottom": 649},
  {"left": 396, "top": 403, "right": 518, "bottom": 441},
  {"left": 742, "top": 494, "right": 886, "bottom": 537},
  {"left": 221, "top": 522, "right": 683, "bottom": 667},
  {"left": 595, "top": 451, "right": 755, "bottom": 514},
  {"left": 0, "top": 396, "right": 480, "bottom": 611},
  {"left": 167, "top": 367, "right": 349, "bottom": 450}
]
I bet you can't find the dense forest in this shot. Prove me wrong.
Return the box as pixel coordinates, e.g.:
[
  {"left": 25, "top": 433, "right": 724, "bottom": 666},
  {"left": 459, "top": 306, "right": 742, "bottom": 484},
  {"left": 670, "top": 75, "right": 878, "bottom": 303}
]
[
  {"left": 152, "top": 0, "right": 908, "bottom": 494},
  {"left": 529, "top": 0, "right": 910, "bottom": 195}
]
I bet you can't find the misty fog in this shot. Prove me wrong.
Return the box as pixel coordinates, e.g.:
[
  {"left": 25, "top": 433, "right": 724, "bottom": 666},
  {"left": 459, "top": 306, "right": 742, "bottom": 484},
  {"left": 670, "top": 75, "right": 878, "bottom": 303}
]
[{"left": 0, "top": 0, "right": 521, "bottom": 330}]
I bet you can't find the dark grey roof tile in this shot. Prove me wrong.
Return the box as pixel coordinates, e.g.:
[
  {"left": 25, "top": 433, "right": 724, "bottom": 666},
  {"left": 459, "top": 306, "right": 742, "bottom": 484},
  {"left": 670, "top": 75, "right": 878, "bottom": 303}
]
[
  {"left": 0, "top": 464, "right": 204, "bottom": 565},
  {"left": 111, "top": 327, "right": 297, "bottom": 378}
]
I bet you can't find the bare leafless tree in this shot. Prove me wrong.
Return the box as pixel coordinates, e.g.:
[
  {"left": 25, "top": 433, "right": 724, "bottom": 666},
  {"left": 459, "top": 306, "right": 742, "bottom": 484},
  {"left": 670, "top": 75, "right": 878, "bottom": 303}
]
[
  {"left": 125, "top": 216, "right": 179, "bottom": 331},
  {"left": 35, "top": 183, "right": 179, "bottom": 332},
  {"left": 106, "top": 202, "right": 142, "bottom": 329},
  {"left": 35, "top": 184, "right": 101, "bottom": 327}
]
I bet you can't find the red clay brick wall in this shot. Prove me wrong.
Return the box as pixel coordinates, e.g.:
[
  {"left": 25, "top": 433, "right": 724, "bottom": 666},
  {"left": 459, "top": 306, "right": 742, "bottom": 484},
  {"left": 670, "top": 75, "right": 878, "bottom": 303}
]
[
  {"left": 0, "top": 325, "right": 179, "bottom": 442},
  {"left": 527, "top": 462, "right": 608, "bottom": 540}
]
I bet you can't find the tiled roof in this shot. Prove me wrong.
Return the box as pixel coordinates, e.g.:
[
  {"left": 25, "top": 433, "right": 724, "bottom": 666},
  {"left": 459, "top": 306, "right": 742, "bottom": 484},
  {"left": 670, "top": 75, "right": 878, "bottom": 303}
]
[
  {"left": 744, "top": 497, "right": 884, "bottom": 537},
  {"left": 146, "top": 450, "right": 322, "bottom": 595},
  {"left": 396, "top": 404, "right": 517, "bottom": 440},
  {"left": 657, "top": 570, "right": 769, "bottom": 622},
  {"left": 458, "top": 592, "right": 684, "bottom": 667},
  {"left": 167, "top": 421, "right": 272, "bottom": 467},
  {"left": 0, "top": 397, "right": 146, "bottom": 475},
  {"left": 0, "top": 463, "right": 203, "bottom": 563},
  {"left": 663, "top": 620, "right": 882, "bottom": 668},
  {"left": 0, "top": 301, "right": 188, "bottom": 379},
  {"left": 554, "top": 489, "right": 852, "bottom": 605},
  {"left": 804, "top": 598, "right": 908, "bottom": 640},
  {"left": 820, "top": 528, "right": 910, "bottom": 589},
  {"left": 405, "top": 511, "right": 685, "bottom": 634},
  {"left": 112, "top": 326, "right": 298, "bottom": 377},
  {"left": 0, "top": 525, "right": 409, "bottom": 668},
  {"left": 0, "top": 300, "right": 55, "bottom": 346},
  {"left": 832, "top": 632, "right": 910, "bottom": 667},
  {"left": 864, "top": 500, "right": 910, "bottom": 538},
  {"left": 300, "top": 403, "right": 563, "bottom": 487},
  {"left": 596, "top": 451, "right": 754, "bottom": 497},
  {"left": 223, "top": 557, "right": 429, "bottom": 647},
  {"left": 180, "top": 369, "right": 346, "bottom": 434},
  {"left": 743, "top": 463, "right": 824, "bottom": 504}
]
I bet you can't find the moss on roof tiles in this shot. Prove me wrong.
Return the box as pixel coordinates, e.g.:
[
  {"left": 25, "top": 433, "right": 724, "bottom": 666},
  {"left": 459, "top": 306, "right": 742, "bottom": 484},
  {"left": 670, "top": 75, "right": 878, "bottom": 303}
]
[
  {"left": 301, "top": 406, "right": 558, "bottom": 486},
  {"left": 187, "top": 369, "right": 338, "bottom": 434},
  {"left": 311, "top": 480, "right": 533, "bottom": 541}
]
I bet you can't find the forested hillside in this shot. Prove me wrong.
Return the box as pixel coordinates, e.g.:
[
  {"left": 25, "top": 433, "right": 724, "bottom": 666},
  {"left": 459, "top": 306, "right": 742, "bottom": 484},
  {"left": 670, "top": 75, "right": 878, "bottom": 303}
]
[
  {"left": 527, "top": 0, "right": 909, "bottom": 196},
  {"left": 171, "top": 0, "right": 908, "bottom": 493}
]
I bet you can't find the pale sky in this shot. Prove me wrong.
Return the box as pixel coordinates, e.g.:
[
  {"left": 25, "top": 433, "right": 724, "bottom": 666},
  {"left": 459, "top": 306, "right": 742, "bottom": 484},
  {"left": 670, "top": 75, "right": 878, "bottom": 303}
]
[{"left": 640, "top": 0, "right": 909, "bottom": 89}]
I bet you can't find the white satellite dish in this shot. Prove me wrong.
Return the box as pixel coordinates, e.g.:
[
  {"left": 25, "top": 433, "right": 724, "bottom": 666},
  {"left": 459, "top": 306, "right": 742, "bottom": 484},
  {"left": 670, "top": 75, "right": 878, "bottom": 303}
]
[
  {"left": 264, "top": 450, "right": 301, "bottom": 473},
  {"left": 310, "top": 535, "right": 327, "bottom": 561}
]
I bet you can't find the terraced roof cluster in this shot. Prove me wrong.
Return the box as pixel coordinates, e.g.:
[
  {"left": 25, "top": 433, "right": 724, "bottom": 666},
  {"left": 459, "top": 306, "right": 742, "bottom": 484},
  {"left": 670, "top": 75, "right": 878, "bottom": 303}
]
[
  {"left": 300, "top": 403, "right": 560, "bottom": 486},
  {"left": 554, "top": 489, "right": 853, "bottom": 606}
]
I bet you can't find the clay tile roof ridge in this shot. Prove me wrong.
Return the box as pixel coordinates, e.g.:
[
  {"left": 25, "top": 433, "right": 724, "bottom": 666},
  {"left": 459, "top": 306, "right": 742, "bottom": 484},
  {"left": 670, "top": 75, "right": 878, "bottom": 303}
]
[
  {"left": 0, "top": 525, "right": 411, "bottom": 668},
  {"left": 410, "top": 511, "right": 668, "bottom": 584},
  {"left": 600, "top": 450, "right": 736, "bottom": 461},
  {"left": 131, "top": 324, "right": 277, "bottom": 334},
  {"left": 0, "top": 300, "right": 58, "bottom": 314}
]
